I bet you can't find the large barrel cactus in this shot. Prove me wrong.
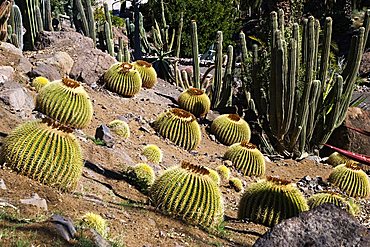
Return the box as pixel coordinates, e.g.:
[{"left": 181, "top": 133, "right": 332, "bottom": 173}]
[
  {"left": 103, "top": 62, "right": 142, "bottom": 97},
  {"left": 150, "top": 162, "right": 224, "bottom": 228},
  {"left": 224, "top": 141, "right": 265, "bottom": 177},
  {"left": 0, "top": 119, "right": 83, "bottom": 191},
  {"left": 152, "top": 108, "right": 202, "bottom": 151},
  {"left": 210, "top": 114, "right": 251, "bottom": 146},
  {"left": 36, "top": 78, "right": 93, "bottom": 129},
  {"left": 178, "top": 88, "right": 211, "bottom": 117},
  {"left": 308, "top": 192, "right": 358, "bottom": 215},
  {"left": 132, "top": 60, "right": 157, "bottom": 89},
  {"left": 328, "top": 163, "right": 370, "bottom": 198},
  {"left": 238, "top": 176, "right": 309, "bottom": 226}
]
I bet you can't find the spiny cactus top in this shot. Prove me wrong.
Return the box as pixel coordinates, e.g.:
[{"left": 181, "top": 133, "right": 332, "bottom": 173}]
[
  {"left": 216, "top": 165, "right": 231, "bottom": 181},
  {"left": 238, "top": 176, "right": 309, "bottom": 227},
  {"left": 31, "top": 76, "right": 50, "bottom": 92},
  {"left": 141, "top": 144, "right": 163, "bottom": 164},
  {"left": 308, "top": 192, "right": 358, "bottom": 215},
  {"left": 36, "top": 78, "right": 93, "bottom": 129},
  {"left": 0, "top": 118, "right": 83, "bottom": 191},
  {"left": 178, "top": 88, "right": 211, "bottom": 117},
  {"left": 229, "top": 177, "right": 243, "bottom": 192},
  {"left": 108, "top": 119, "right": 130, "bottom": 138},
  {"left": 153, "top": 108, "right": 202, "bottom": 151},
  {"left": 210, "top": 114, "right": 251, "bottom": 146},
  {"left": 224, "top": 141, "right": 265, "bottom": 177},
  {"left": 150, "top": 161, "right": 224, "bottom": 228},
  {"left": 327, "top": 152, "right": 356, "bottom": 167},
  {"left": 328, "top": 163, "right": 370, "bottom": 198},
  {"left": 132, "top": 60, "right": 157, "bottom": 89},
  {"left": 103, "top": 62, "right": 142, "bottom": 97},
  {"left": 81, "top": 212, "right": 108, "bottom": 237}
]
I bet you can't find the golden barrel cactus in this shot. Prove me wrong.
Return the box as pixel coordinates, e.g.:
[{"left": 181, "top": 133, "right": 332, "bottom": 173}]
[
  {"left": 229, "top": 177, "right": 243, "bottom": 192},
  {"left": 216, "top": 165, "right": 231, "bottom": 181},
  {"left": 327, "top": 152, "right": 356, "bottom": 167},
  {"left": 238, "top": 177, "right": 309, "bottom": 227},
  {"left": 308, "top": 192, "right": 358, "bottom": 215},
  {"left": 150, "top": 162, "right": 224, "bottom": 228},
  {"left": 224, "top": 141, "right": 265, "bottom": 177},
  {"left": 132, "top": 60, "right": 157, "bottom": 89},
  {"left": 81, "top": 212, "right": 108, "bottom": 237},
  {"left": 141, "top": 144, "right": 163, "bottom": 164},
  {"left": 328, "top": 163, "right": 370, "bottom": 198},
  {"left": 36, "top": 78, "right": 93, "bottom": 129},
  {"left": 31, "top": 76, "right": 50, "bottom": 92},
  {"left": 210, "top": 114, "right": 251, "bottom": 146},
  {"left": 103, "top": 62, "right": 142, "bottom": 97},
  {"left": 153, "top": 108, "right": 202, "bottom": 151},
  {"left": 108, "top": 119, "right": 130, "bottom": 138},
  {"left": 178, "top": 88, "right": 211, "bottom": 117},
  {"left": 0, "top": 119, "right": 83, "bottom": 191}
]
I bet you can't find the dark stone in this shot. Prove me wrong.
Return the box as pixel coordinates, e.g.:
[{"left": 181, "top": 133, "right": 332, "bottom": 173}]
[
  {"left": 253, "top": 204, "right": 370, "bottom": 247},
  {"left": 95, "top": 125, "right": 115, "bottom": 148}
]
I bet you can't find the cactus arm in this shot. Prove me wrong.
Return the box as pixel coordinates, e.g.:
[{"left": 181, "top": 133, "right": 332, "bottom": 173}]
[
  {"left": 220, "top": 45, "right": 234, "bottom": 107},
  {"left": 103, "top": 2, "right": 112, "bottom": 39},
  {"left": 306, "top": 80, "right": 321, "bottom": 141},
  {"left": 301, "top": 18, "right": 308, "bottom": 65},
  {"left": 75, "top": 0, "right": 89, "bottom": 36},
  {"left": 44, "top": 0, "right": 52, "bottom": 31},
  {"left": 175, "top": 12, "right": 183, "bottom": 58},
  {"left": 319, "top": 17, "right": 332, "bottom": 88},
  {"left": 85, "top": 0, "right": 96, "bottom": 46},
  {"left": 104, "top": 21, "right": 114, "bottom": 57},
  {"left": 191, "top": 20, "right": 200, "bottom": 89},
  {"left": 363, "top": 9, "right": 369, "bottom": 50},
  {"left": 240, "top": 31, "right": 248, "bottom": 62},
  {"left": 117, "top": 36, "right": 123, "bottom": 62},
  {"left": 10, "top": 4, "right": 22, "bottom": 49},
  {"left": 211, "top": 31, "right": 223, "bottom": 108},
  {"left": 168, "top": 28, "right": 175, "bottom": 52},
  {"left": 35, "top": 6, "right": 43, "bottom": 33},
  {"left": 277, "top": 9, "right": 284, "bottom": 38},
  {"left": 312, "top": 19, "right": 320, "bottom": 75}
]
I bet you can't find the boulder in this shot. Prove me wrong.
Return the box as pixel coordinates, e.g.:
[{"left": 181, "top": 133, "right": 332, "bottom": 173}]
[
  {"left": 0, "top": 66, "right": 15, "bottom": 86},
  {"left": 0, "top": 42, "right": 32, "bottom": 74},
  {"left": 253, "top": 204, "right": 370, "bottom": 247},
  {"left": 0, "top": 86, "right": 34, "bottom": 117},
  {"left": 95, "top": 124, "right": 115, "bottom": 148}
]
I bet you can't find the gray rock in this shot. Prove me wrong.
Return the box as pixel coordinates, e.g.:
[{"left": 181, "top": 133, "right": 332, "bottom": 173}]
[
  {"left": 0, "top": 178, "right": 6, "bottom": 190},
  {"left": 0, "top": 42, "right": 32, "bottom": 74},
  {"left": 0, "top": 87, "right": 35, "bottom": 117},
  {"left": 50, "top": 214, "right": 77, "bottom": 242},
  {"left": 95, "top": 125, "right": 115, "bottom": 148},
  {"left": 253, "top": 204, "right": 370, "bottom": 247},
  {"left": 0, "top": 66, "right": 15, "bottom": 86},
  {"left": 20, "top": 193, "right": 48, "bottom": 210}
]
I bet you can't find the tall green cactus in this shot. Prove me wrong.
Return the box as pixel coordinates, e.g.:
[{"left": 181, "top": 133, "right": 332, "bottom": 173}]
[
  {"left": 74, "top": 0, "right": 89, "bottom": 36},
  {"left": 9, "top": 3, "right": 22, "bottom": 49},
  {"left": 85, "top": 0, "right": 96, "bottom": 46},
  {"left": 191, "top": 20, "right": 200, "bottom": 89},
  {"left": 43, "top": 0, "right": 52, "bottom": 31},
  {"left": 15, "top": 0, "right": 38, "bottom": 50}
]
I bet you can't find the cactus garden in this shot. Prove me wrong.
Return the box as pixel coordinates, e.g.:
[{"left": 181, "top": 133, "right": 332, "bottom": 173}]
[{"left": 0, "top": 0, "right": 369, "bottom": 246}]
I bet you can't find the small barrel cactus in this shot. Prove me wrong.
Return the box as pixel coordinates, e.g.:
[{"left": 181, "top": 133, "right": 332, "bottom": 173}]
[
  {"left": 81, "top": 212, "right": 108, "bottom": 237},
  {"left": 177, "top": 88, "right": 211, "bottom": 117},
  {"left": 216, "top": 165, "right": 231, "bottom": 181},
  {"left": 132, "top": 60, "right": 157, "bottom": 89},
  {"left": 238, "top": 176, "right": 309, "bottom": 227},
  {"left": 229, "top": 177, "right": 243, "bottom": 192},
  {"left": 31, "top": 76, "right": 50, "bottom": 92},
  {"left": 210, "top": 114, "right": 251, "bottom": 146},
  {"left": 308, "top": 192, "right": 358, "bottom": 215},
  {"left": 328, "top": 163, "right": 370, "bottom": 198},
  {"left": 150, "top": 161, "right": 224, "bottom": 228},
  {"left": 103, "top": 62, "right": 142, "bottom": 97},
  {"left": 208, "top": 169, "right": 221, "bottom": 185},
  {"left": 224, "top": 141, "right": 265, "bottom": 177},
  {"left": 141, "top": 144, "right": 162, "bottom": 164},
  {"left": 107, "top": 119, "right": 130, "bottom": 138},
  {"left": 36, "top": 78, "right": 93, "bottom": 129},
  {"left": 153, "top": 108, "right": 202, "bottom": 151},
  {"left": 126, "top": 163, "right": 155, "bottom": 191},
  {"left": 0, "top": 119, "right": 83, "bottom": 191},
  {"left": 327, "top": 152, "right": 356, "bottom": 167}
]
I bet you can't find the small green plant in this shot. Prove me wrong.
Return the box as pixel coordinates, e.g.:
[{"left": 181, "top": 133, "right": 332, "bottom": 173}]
[
  {"left": 229, "top": 177, "right": 243, "bottom": 192},
  {"left": 108, "top": 119, "right": 130, "bottom": 139},
  {"left": 216, "top": 165, "right": 231, "bottom": 181},
  {"left": 178, "top": 88, "right": 211, "bottom": 117},
  {"left": 141, "top": 144, "right": 163, "bottom": 164},
  {"left": 31, "top": 76, "right": 50, "bottom": 92},
  {"left": 81, "top": 212, "right": 108, "bottom": 237},
  {"left": 132, "top": 60, "right": 158, "bottom": 89}
]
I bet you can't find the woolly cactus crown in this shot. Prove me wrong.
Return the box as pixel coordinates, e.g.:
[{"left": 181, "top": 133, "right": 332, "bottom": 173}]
[
  {"left": 153, "top": 108, "right": 202, "bottom": 151},
  {"left": 238, "top": 176, "right": 309, "bottom": 227},
  {"left": 132, "top": 60, "right": 157, "bottom": 89},
  {"left": 103, "top": 62, "right": 142, "bottom": 97},
  {"left": 0, "top": 118, "right": 83, "bottom": 191},
  {"left": 36, "top": 78, "right": 93, "bottom": 129},
  {"left": 210, "top": 114, "right": 251, "bottom": 146},
  {"left": 178, "top": 88, "right": 211, "bottom": 117},
  {"left": 150, "top": 161, "right": 224, "bottom": 228}
]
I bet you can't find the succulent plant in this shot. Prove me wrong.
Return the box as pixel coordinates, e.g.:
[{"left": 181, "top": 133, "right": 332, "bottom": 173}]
[
  {"left": 132, "top": 60, "right": 157, "bottom": 89},
  {"left": 224, "top": 141, "right": 265, "bottom": 177},
  {"left": 177, "top": 88, "right": 211, "bottom": 117},
  {"left": 328, "top": 163, "right": 370, "bottom": 198},
  {"left": 210, "top": 114, "right": 251, "bottom": 146},
  {"left": 36, "top": 78, "right": 93, "bottom": 129},
  {"left": 308, "top": 192, "right": 358, "bottom": 215},
  {"left": 238, "top": 176, "right": 309, "bottom": 227},
  {"left": 216, "top": 165, "right": 231, "bottom": 181},
  {"left": 103, "top": 62, "right": 142, "bottom": 97},
  {"left": 31, "top": 76, "right": 49, "bottom": 92},
  {"left": 229, "top": 177, "right": 243, "bottom": 192},
  {"left": 150, "top": 161, "right": 224, "bottom": 228},
  {"left": 141, "top": 144, "right": 162, "bottom": 164},
  {"left": 152, "top": 108, "right": 202, "bottom": 151},
  {"left": 107, "top": 119, "right": 130, "bottom": 138},
  {"left": 327, "top": 152, "right": 356, "bottom": 167},
  {"left": 126, "top": 163, "right": 155, "bottom": 191},
  {"left": 0, "top": 119, "right": 83, "bottom": 191},
  {"left": 81, "top": 212, "right": 108, "bottom": 237},
  {"left": 208, "top": 169, "right": 221, "bottom": 185}
]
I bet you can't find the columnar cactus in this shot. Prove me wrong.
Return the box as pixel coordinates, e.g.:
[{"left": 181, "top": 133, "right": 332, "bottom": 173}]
[
  {"left": 103, "top": 62, "right": 142, "bottom": 97},
  {"left": 132, "top": 60, "right": 158, "bottom": 89},
  {"left": 224, "top": 141, "right": 265, "bottom": 177},
  {"left": 238, "top": 177, "right": 309, "bottom": 227},
  {"left": 210, "top": 114, "right": 251, "bottom": 146},
  {"left": 36, "top": 78, "right": 94, "bottom": 129},
  {"left": 0, "top": 119, "right": 83, "bottom": 191},
  {"left": 107, "top": 119, "right": 130, "bottom": 138},
  {"left": 31, "top": 76, "right": 49, "bottom": 92},
  {"left": 153, "top": 108, "right": 202, "bottom": 151},
  {"left": 328, "top": 163, "right": 370, "bottom": 198},
  {"left": 150, "top": 161, "right": 224, "bottom": 228},
  {"left": 15, "top": 0, "right": 38, "bottom": 49},
  {"left": 308, "top": 192, "right": 358, "bottom": 215},
  {"left": 141, "top": 144, "right": 162, "bottom": 164},
  {"left": 178, "top": 88, "right": 211, "bottom": 117},
  {"left": 9, "top": 3, "right": 23, "bottom": 49}
]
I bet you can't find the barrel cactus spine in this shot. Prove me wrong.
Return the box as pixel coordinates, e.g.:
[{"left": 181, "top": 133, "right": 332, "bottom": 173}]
[
  {"left": 132, "top": 60, "right": 158, "bottom": 89},
  {"left": 153, "top": 108, "right": 202, "bottom": 151},
  {"left": 107, "top": 119, "right": 130, "bottom": 138},
  {"left": 36, "top": 77, "right": 93, "bottom": 129},
  {"left": 307, "top": 191, "right": 358, "bottom": 215},
  {"left": 210, "top": 114, "right": 251, "bottom": 146},
  {"left": 150, "top": 161, "right": 224, "bottom": 228},
  {"left": 31, "top": 76, "right": 49, "bottom": 92},
  {"left": 103, "top": 62, "right": 142, "bottom": 97},
  {"left": 0, "top": 118, "right": 83, "bottom": 191},
  {"left": 178, "top": 88, "right": 211, "bottom": 117},
  {"left": 141, "top": 144, "right": 162, "bottom": 164}
]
